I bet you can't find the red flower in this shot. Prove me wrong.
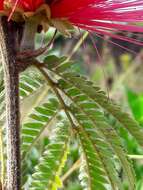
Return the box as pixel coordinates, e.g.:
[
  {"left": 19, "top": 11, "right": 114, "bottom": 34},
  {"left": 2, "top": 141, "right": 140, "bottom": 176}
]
[
  {"left": 15, "top": 0, "right": 44, "bottom": 11},
  {"left": 0, "top": 0, "right": 4, "bottom": 10},
  {"left": 1, "top": 0, "right": 143, "bottom": 43},
  {"left": 51, "top": 0, "right": 143, "bottom": 44}
]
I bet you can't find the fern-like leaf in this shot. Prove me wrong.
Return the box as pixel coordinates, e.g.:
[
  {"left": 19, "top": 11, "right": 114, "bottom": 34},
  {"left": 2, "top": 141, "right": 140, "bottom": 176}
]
[
  {"left": 29, "top": 121, "right": 70, "bottom": 190},
  {"left": 45, "top": 58, "right": 143, "bottom": 147},
  {"left": 22, "top": 97, "right": 60, "bottom": 156},
  {"left": 41, "top": 56, "right": 139, "bottom": 189},
  {"left": 78, "top": 125, "right": 121, "bottom": 190},
  {"left": 0, "top": 71, "right": 46, "bottom": 126},
  {"left": 71, "top": 103, "right": 134, "bottom": 189},
  {"left": 58, "top": 80, "right": 134, "bottom": 189}
]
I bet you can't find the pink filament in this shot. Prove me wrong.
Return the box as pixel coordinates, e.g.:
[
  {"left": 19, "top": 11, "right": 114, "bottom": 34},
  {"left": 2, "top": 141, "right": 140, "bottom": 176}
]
[{"left": 2, "top": 0, "right": 143, "bottom": 45}]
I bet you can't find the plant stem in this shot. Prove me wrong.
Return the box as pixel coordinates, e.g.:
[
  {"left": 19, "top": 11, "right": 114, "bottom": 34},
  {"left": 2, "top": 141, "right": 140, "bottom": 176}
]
[
  {"left": 61, "top": 159, "right": 81, "bottom": 182},
  {"left": 36, "top": 66, "right": 76, "bottom": 128},
  {"left": 66, "top": 31, "right": 88, "bottom": 62},
  {"left": 0, "top": 17, "right": 21, "bottom": 190}
]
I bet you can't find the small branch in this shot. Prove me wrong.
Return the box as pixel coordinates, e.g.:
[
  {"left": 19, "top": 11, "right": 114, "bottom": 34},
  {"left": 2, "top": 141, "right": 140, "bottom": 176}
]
[
  {"left": 36, "top": 66, "right": 76, "bottom": 128},
  {"left": 66, "top": 31, "right": 88, "bottom": 62},
  {"left": 61, "top": 159, "right": 81, "bottom": 183},
  {"left": 17, "top": 29, "right": 57, "bottom": 61},
  {"left": 128, "top": 154, "right": 143, "bottom": 160},
  {"left": 0, "top": 17, "right": 21, "bottom": 190}
]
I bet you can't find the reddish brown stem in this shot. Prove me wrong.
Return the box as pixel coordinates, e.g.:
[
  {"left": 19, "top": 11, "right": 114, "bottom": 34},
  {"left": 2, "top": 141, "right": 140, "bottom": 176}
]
[{"left": 0, "top": 17, "right": 21, "bottom": 190}]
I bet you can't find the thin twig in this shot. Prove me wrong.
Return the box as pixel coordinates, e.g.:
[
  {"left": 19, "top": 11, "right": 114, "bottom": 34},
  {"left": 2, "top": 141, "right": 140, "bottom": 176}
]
[
  {"left": 36, "top": 65, "right": 76, "bottom": 128},
  {"left": 128, "top": 154, "right": 143, "bottom": 160},
  {"left": 61, "top": 159, "right": 81, "bottom": 183},
  {"left": 61, "top": 154, "right": 143, "bottom": 183},
  {"left": 17, "top": 29, "right": 57, "bottom": 60},
  {"left": 66, "top": 31, "right": 88, "bottom": 62}
]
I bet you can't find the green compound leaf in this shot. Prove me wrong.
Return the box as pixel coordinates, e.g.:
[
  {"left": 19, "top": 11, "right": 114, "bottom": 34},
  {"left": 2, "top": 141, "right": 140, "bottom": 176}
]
[
  {"left": 41, "top": 56, "right": 140, "bottom": 189},
  {"left": 22, "top": 97, "right": 60, "bottom": 156},
  {"left": 78, "top": 125, "right": 122, "bottom": 190},
  {"left": 29, "top": 121, "right": 70, "bottom": 190},
  {"left": 45, "top": 57, "right": 143, "bottom": 147}
]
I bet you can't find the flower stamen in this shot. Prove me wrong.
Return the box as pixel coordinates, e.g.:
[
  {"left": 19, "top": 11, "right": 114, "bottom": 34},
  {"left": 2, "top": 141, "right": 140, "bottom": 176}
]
[{"left": 7, "top": 0, "right": 19, "bottom": 21}]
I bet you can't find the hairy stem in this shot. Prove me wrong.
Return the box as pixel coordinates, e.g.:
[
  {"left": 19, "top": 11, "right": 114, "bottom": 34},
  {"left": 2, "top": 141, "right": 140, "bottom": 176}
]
[{"left": 0, "top": 17, "right": 21, "bottom": 190}]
